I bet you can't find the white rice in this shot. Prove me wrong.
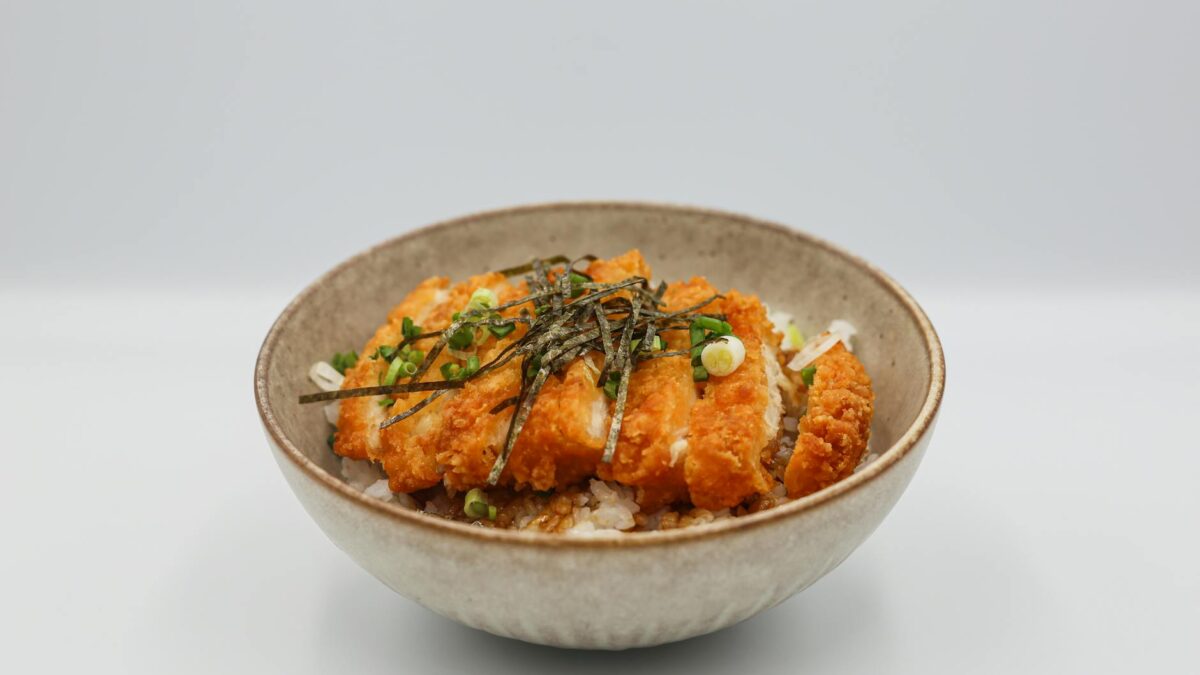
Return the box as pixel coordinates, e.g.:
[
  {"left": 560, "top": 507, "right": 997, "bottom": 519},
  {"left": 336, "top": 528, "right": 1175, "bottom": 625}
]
[
  {"left": 341, "top": 457, "right": 383, "bottom": 491},
  {"left": 566, "top": 480, "right": 641, "bottom": 535}
]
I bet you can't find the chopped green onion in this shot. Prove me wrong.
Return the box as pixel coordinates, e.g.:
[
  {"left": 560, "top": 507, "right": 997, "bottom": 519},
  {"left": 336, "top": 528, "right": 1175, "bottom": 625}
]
[
  {"left": 488, "top": 320, "right": 516, "bottom": 338},
  {"left": 331, "top": 351, "right": 358, "bottom": 374},
  {"left": 378, "top": 397, "right": 395, "bottom": 408},
  {"left": 693, "top": 316, "right": 726, "bottom": 334},
  {"left": 689, "top": 323, "right": 705, "bottom": 347},
  {"left": 630, "top": 336, "right": 663, "bottom": 353},
  {"left": 464, "top": 354, "right": 481, "bottom": 376},
  {"left": 376, "top": 345, "right": 397, "bottom": 361},
  {"left": 464, "top": 488, "right": 491, "bottom": 519},
  {"left": 327, "top": 432, "right": 335, "bottom": 448},
  {"left": 405, "top": 349, "right": 424, "bottom": 365},
  {"left": 569, "top": 272, "right": 589, "bottom": 298},
  {"left": 690, "top": 344, "right": 704, "bottom": 364},
  {"left": 467, "top": 287, "right": 499, "bottom": 312},
  {"left": 525, "top": 354, "right": 542, "bottom": 380},
  {"left": 401, "top": 317, "right": 421, "bottom": 341},
  {"left": 487, "top": 505, "right": 498, "bottom": 520},
  {"left": 400, "top": 361, "right": 418, "bottom": 376},
  {"left": 381, "top": 357, "right": 405, "bottom": 386},
  {"left": 603, "top": 376, "right": 619, "bottom": 399},
  {"left": 786, "top": 324, "right": 805, "bottom": 349},
  {"left": 448, "top": 326, "right": 474, "bottom": 350},
  {"left": 693, "top": 365, "right": 709, "bottom": 381},
  {"left": 800, "top": 365, "right": 817, "bottom": 387},
  {"left": 700, "top": 335, "right": 746, "bottom": 377},
  {"left": 441, "top": 362, "right": 461, "bottom": 380}
]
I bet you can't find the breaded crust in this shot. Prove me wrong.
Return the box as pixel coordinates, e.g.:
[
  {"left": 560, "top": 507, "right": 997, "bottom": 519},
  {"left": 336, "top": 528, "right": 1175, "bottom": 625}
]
[
  {"left": 684, "top": 288, "right": 777, "bottom": 510},
  {"left": 336, "top": 250, "right": 861, "bottom": 509},
  {"left": 503, "top": 250, "right": 652, "bottom": 490},
  {"left": 598, "top": 278, "right": 702, "bottom": 508},
  {"left": 784, "top": 343, "right": 874, "bottom": 498},
  {"left": 378, "top": 272, "right": 510, "bottom": 493},
  {"left": 333, "top": 277, "right": 449, "bottom": 461},
  {"left": 436, "top": 282, "right": 530, "bottom": 491}
]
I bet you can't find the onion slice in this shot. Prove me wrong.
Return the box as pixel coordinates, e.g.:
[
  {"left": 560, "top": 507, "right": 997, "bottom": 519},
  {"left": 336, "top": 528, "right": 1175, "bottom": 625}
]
[
  {"left": 308, "top": 361, "right": 345, "bottom": 392},
  {"left": 786, "top": 320, "right": 858, "bottom": 371}
]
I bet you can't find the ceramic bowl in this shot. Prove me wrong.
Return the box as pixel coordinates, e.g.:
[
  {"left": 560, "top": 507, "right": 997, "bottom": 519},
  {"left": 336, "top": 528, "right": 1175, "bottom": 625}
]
[{"left": 254, "top": 202, "right": 945, "bottom": 650}]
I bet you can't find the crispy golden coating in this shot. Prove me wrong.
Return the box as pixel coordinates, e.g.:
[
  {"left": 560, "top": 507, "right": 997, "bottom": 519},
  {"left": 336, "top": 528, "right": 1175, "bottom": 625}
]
[
  {"left": 684, "top": 288, "right": 777, "bottom": 509},
  {"left": 436, "top": 282, "right": 530, "bottom": 491},
  {"left": 584, "top": 249, "right": 651, "bottom": 289},
  {"left": 334, "top": 277, "right": 449, "bottom": 461},
  {"left": 504, "top": 250, "right": 652, "bottom": 490},
  {"left": 378, "top": 272, "right": 511, "bottom": 493},
  {"left": 597, "top": 279, "right": 702, "bottom": 508},
  {"left": 332, "top": 248, "right": 869, "bottom": 511},
  {"left": 784, "top": 343, "right": 874, "bottom": 498}
]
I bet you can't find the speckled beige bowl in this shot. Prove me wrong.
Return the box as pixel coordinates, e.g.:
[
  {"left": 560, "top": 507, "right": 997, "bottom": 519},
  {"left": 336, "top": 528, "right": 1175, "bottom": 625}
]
[{"left": 254, "top": 202, "right": 944, "bottom": 650}]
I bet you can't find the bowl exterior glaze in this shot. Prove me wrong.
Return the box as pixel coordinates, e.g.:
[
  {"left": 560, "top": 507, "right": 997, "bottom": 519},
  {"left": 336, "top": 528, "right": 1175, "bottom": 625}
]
[{"left": 255, "top": 202, "right": 944, "bottom": 650}]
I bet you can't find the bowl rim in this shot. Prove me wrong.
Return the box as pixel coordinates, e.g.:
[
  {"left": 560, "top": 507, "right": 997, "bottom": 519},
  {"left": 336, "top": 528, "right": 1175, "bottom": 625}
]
[{"left": 254, "top": 201, "right": 945, "bottom": 549}]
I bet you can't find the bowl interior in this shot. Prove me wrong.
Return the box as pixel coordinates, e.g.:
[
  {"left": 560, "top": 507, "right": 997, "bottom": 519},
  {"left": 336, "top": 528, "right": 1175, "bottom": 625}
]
[{"left": 260, "top": 203, "right": 937, "bottom": 503}]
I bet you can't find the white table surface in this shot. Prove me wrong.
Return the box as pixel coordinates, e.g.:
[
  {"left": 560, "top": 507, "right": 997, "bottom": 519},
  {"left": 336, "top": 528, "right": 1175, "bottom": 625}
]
[{"left": 4, "top": 286, "right": 1198, "bottom": 673}]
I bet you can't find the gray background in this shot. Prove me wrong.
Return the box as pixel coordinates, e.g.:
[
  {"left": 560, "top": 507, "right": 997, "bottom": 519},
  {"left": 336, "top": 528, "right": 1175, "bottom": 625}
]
[{"left": 3, "top": 2, "right": 1198, "bottom": 673}]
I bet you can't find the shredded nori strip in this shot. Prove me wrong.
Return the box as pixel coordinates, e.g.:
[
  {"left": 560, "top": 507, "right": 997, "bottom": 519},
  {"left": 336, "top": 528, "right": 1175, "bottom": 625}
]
[
  {"left": 600, "top": 294, "right": 640, "bottom": 463},
  {"left": 495, "top": 255, "right": 572, "bottom": 278},
  {"left": 299, "top": 379, "right": 465, "bottom": 404},
  {"left": 488, "top": 396, "right": 520, "bottom": 415},
  {"left": 379, "top": 388, "right": 452, "bottom": 429},
  {"left": 592, "top": 302, "right": 613, "bottom": 377}
]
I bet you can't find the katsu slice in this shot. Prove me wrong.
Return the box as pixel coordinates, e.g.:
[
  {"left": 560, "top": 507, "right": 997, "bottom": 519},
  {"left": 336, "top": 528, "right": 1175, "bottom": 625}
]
[
  {"left": 503, "top": 250, "right": 653, "bottom": 490},
  {"left": 378, "top": 272, "right": 511, "bottom": 493},
  {"left": 439, "top": 250, "right": 651, "bottom": 492},
  {"left": 437, "top": 282, "right": 531, "bottom": 491},
  {"left": 784, "top": 343, "right": 874, "bottom": 498},
  {"left": 600, "top": 278, "right": 706, "bottom": 509},
  {"left": 333, "top": 277, "right": 450, "bottom": 461},
  {"left": 684, "top": 289, "right": 779, "bottom": 510}
]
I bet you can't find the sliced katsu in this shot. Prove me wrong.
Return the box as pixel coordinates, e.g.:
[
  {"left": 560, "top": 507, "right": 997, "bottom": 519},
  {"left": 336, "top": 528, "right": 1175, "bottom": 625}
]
[{"left": 307, "top": 249, "right": 875, "bottom": 530}]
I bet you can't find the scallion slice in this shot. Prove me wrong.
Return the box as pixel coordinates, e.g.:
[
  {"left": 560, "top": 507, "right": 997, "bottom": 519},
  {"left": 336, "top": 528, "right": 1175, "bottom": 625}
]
[
  {"left": 331, "top": 351, "right": 358, "bottom": 374},
  {"left": 700, "top": 335, "right": 746, "bottom": 377},
  {"left": 489, "top": 321, "right": 516, "bottom": 338},
  {"left": 448, "top": 326, "right": 474, "bottom": 350},
  {"left": 381, "top": 357, "right": 405, "bottom": 386},
  {"left": 401, "top": 317, "right": 421, "bottom": 341},
  {"left": 800, "top": 365, "right": 817, "bottom": 387},
  {"left": 603, "top": 375, "right": 619, "bottom": 400},
  {"left": 464, "top": 488, "right": 491, "bottom": 519},
  {"left": 467, "top": 287, "right": 499, "bottom": 312},
  {"left": 693, "top": 316, "right": 726, "bottom": 334}
]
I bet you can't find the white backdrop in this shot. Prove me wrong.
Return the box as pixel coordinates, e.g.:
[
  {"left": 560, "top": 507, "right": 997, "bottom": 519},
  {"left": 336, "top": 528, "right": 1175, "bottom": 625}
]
[{"left": 2, "top": 2, "right": 1197, "bottom": 673}]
